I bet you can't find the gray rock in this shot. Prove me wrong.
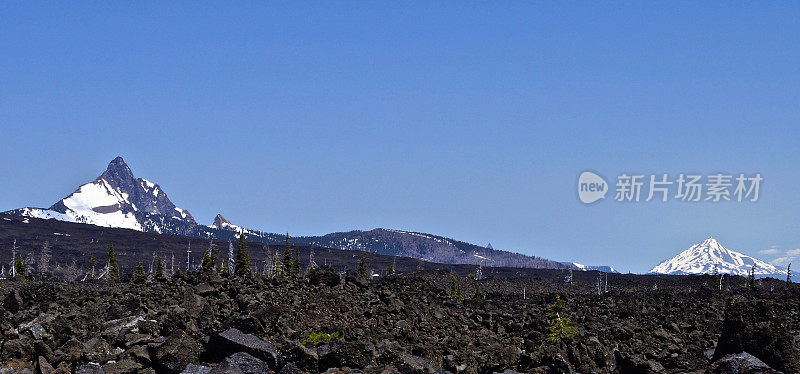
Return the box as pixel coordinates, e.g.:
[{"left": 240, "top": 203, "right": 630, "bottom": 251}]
[
  {"left": 287, "top": 341, "right": 318, "bottom": 372},
  {"left": 210, "top": 352, "right": 272, "bottom": 374},
  {"left": 714, "top": 299, "right": 800, "bottom": 373},
  {"left": 180, "top": 364, "right": 212, "bottom": 374},
  {"left": 150, "top": 331, "right": 203, "bottom": 374},
  {"left": 37, "top": 356, "right": 54, "bottom": 374},
  {"left": 102, "top": 359, "right": 142, "bottom": 374},
  {"left": 209, "top": 328, "right": 278, "bottom": 369},
  {"left": 76, "top": 362, "right": 105, "bottom": 374},
  {"left": 709, "top": 352, "right": 782, "bottom": 374}
]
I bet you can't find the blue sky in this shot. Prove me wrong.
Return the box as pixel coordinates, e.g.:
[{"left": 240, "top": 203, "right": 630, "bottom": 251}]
[{"left": 1, "top": 2, "right": 798, "bottom": 273}]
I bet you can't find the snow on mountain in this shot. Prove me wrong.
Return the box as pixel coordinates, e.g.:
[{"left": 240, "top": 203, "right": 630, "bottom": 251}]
[
  {"left": 4, "top": 157, "right": 569, "bottom": 270},
  {"left": 8, "top": 157, "right": 194, "bottom": 232},
  {"left": 562, "top": 262, "right": 619, "bottom": 273},
  {"left": 649, "top": 237, "right": 784, "bottom": 277}
]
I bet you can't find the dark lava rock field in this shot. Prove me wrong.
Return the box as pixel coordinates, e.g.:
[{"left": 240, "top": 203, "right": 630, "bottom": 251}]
[{"left": 2, "top": 268, "right": 800, "bottom": 374}]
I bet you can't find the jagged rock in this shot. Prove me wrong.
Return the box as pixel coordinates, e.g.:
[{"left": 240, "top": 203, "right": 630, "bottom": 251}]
[
  {"left": 75, "top": 362, "right": 105, "bottom": 374},
  {"left": 4, "top": 290, "right": 23, "bottom": 313},
  {"left": 102, "top": 315, "right": 145, "bottom": 334},
  {"left": 102, "top": 359, "right": 142, "bottom": 374},
  {"left": 713, "top": 299, "right": 800, "bottom": 373},
  {"left": 318, "top": 341, "right": 375, "bottom": 370},
  {"left": 194, "top": 283, "right": 217, "bottom": 297},
  {"left": 84, "top": 337, "right": 115, "bottom": 363},
  {"left": 709, "top": 352, "right": 782, "bottom": 374},
  {"left": 124, "top": 345, "right": 150, "bottom": 365},
  {"left": 208, "top": 328, "right": 278, "bottom": 369},
  {"left": 37, "top": 356, "right": 55, "bottom": 374},
  {"left": 1, "top": 338, "right": 35, "bottom": 363},
  {"left": 123, "top": 333, "right": 151, "bottom": 348},
  {"left": 180, "top": 364, "right": 212, "bottom": 374},
  {"left": 17, "top": 314, "right": 55, "bottom": 340},
  {"left": 287, "top": 342, "right": 318, "bottom": 372},
  {"left": 614, "top": 351, "right": 663, "bottom": 374},
  {"left": 345, "top": 272, "right": 369, "bottom": 288},
  {"left": 60, "top": 338, "right": 86, "bottom": 361},
  {"left": 278, "top": 363, "right": 303, "bottom": 374},
  {"left": 209, "top": 352, "right": 272, "bottom": 374},
  {"left": 150, "top": 331, "right": 202, "bottom": 374},
  {"left": 307, "top": 266, "right": 341, "bottom": 287}
]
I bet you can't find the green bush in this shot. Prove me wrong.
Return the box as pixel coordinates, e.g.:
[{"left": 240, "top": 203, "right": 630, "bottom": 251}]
[{"left": 302, "top": 332, "right": 342, "bottom": 347}]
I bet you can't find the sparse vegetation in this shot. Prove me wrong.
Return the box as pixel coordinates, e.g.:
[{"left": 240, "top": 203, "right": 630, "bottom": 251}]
[
  {"left": 358, "top": 252, "right": 370, "bottom": 280},
  {"left": 133, "top": 264, "right": 146, "bottom": 284},
  {"left": 450, "top": 275, "right": 463, "bottom": 302},
  {"left": 386, "top": 260, "right": 395, "bottom": 276},
  {"left": 14, "top": 257, "right": 26, "bottom": 281},
  {"left": 545, "top": 295, "right": 577, "bottom": 346},
  {"left": 234, "top": 235, "right": 252, "bottom": 278},
  {"left": 747, "top": 264, "right": 757, "bottom": 291},
  {"left": 302, "top": 331, "right": 343, "bottom": 347},
  {"left": 787, "top": 263, "right": 792, "bottom": 284},
  {"left": 202, "top": 245, "right": 219, "bottom": 272},
  {"left": 107, "top": 244, "right": 120, "bottom": 281},
  {"left": 282, "top": 233, "right": 295, "bottom": 279},
  {"left": 154, "top": 257, "right": 165, "bottom": 281}
]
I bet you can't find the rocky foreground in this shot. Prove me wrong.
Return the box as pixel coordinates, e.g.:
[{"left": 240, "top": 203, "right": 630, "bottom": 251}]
[{"left": 1, "top": 269, "right": 799, "bottom": 374}]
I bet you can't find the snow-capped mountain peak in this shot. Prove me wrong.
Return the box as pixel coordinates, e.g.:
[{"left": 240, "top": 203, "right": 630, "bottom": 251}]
[
  {"left": 649, "top": 237, "right": 783, "bottom": 276},
  {"left": 10, "top": 157, "right": 194, "bottom": 231}
]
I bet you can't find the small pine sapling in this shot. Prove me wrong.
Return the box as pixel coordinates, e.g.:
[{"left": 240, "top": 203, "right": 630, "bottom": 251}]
[
  {"left": 14, "top": 257, "right": 26, "bottom": 281},
  {"left": 107, "top": 244, "right": 120, "bottom": 281},
  {"left": 154, "top": 257, "right": 165, "bottom": 281},
  {"left": 450, "top": 275, "right": 464, "bottom": 302},
  {"left": 546, "top": 295, "right": 577, "bottom": 346},
  {"left": 133, "top": 264, "right": 147, "bottom": 284},
  {"left": 202, "top": 245, "right": 219, "bottom": 272},
  {"left": 282, "top": 234, "right": 294, "bottom": 279},
  {"left": 357, "top": 252, "right": 370, "bottom": 280},
  {"left": 386, "top": 259, "right": 395, "bottom": 276}
]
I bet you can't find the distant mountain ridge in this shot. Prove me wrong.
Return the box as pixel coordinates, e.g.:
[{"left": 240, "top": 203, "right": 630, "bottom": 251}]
[
  {"left": 5, "top": 157, "right": 567, "bottom": 269},
  {"left": 561, "top": 262, "right": 619, "bottom": 273},
  {"left": 649, "top": 237, "right": 785, "bottom": 278}
]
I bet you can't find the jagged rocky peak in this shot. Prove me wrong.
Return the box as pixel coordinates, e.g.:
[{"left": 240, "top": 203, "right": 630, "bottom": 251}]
[
  {"left": 10, "top": 157, "right": 195, "bottom": 231},
  {"left": 212, "top": 214, "right": 232, "bottom": 229},
  {"left": 98, "top": 156, "right": 137, "bottom": 191}
]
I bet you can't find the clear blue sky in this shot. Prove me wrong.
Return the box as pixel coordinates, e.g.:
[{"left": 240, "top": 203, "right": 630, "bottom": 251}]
[{"left": 2, "top": 2, "right": 798, "bottom": 273}]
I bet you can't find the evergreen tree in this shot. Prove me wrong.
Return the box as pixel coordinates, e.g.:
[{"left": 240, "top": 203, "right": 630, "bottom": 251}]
[
  {"left": 202, "top": 245, "right": 219, "bottom": 272},
  {"left": 292, "top": 245, "right": 301, "bottom": 278},
  {"left": 748, "top": 264, "right": 757, "bottom": 291},
  {"left": 282, "top": 233, "right": 295, "bottom": 279},
  {"left": 386, "top": 260, "right": 395, "bottom": 276},
  {"left": 234, "top": 235, "right": 252, "bottom": 277},
  {"left": 357, "top": 252, "right": 369, "bottom": 279},
  {"left": 546, "top": 295, "right": 577, "bottom": 345},
  {"left": 154, "top": 256, "right": 165, "bottom": 280},
  {"left": 219, "top": 261, "right": 230, "bottom": 275},
  {"left": 450, "top": 275, "right": 463, "bottom": 302},
  {"left": 787, "top": 263, "right": 792, "bottom": 284},
  {"left": 107, "top": 244, "right": 120, "bottom": 281},
  {"left": 133, "top": 264, "right": 146, "bottom": 284},
  {"left": 14, "top": 257, "right": 26, "bottom": 281},
  {"left": 472, "top": 284, "right": 484, "bottom": 300}
]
